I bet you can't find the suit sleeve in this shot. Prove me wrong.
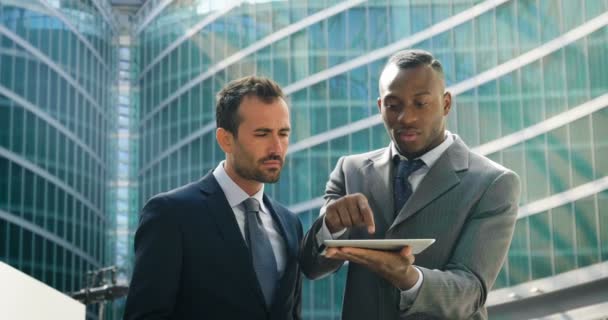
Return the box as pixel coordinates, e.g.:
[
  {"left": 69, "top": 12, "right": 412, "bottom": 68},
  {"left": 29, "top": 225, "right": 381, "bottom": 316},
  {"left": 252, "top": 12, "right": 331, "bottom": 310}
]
[
  {"left": 293, "top": 218, "right": 304, "bottom": 320},
  {"left": 299, "top": 157, "right": 350, "bottom": 280},
  {"left": 124, "top": 195, "right": 182, "bottom": 320},
  {"left": 402, "top": 170, "right": 521, "bottom": 319}
]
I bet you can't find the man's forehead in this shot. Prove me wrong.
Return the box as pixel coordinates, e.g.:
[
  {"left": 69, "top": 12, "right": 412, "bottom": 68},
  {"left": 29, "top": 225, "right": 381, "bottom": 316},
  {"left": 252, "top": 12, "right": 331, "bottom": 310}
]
[{"left": 379, "top": 64, "right": 444, "bottom": 94}]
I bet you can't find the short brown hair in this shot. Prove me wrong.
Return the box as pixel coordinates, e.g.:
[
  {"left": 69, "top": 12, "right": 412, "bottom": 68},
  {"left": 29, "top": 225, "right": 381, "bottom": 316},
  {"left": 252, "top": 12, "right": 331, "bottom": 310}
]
[{"left": 216, "top": 76, "right": 284, "bottom": 136}]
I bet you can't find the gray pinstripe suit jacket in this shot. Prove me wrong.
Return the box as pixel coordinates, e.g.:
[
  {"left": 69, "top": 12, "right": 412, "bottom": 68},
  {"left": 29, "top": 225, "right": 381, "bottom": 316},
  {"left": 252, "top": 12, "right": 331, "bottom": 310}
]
[{"left": 299, "top": 136, "right": 521, "bottom": 319}]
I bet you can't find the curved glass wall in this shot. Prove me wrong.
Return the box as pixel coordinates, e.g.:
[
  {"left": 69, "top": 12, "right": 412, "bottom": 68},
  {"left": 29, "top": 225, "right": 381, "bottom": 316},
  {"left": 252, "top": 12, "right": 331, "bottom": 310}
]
[
  {"left": 135, "top": 0, "right": 608, "bottom": 318},
  {"left": 0, "top": 0, "right": 116, "bottom": 306}
]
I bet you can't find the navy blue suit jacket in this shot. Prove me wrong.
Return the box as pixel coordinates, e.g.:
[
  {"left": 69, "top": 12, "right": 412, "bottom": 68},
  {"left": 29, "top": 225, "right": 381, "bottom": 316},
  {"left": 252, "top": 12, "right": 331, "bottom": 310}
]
[{"left": 124, "top": 173, "right": 303, "bottom": 320}]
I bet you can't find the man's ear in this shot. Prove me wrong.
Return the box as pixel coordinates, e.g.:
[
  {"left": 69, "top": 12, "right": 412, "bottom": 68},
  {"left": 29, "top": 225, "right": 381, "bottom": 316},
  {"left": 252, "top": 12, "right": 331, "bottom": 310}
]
[
  {"left": 216, "top": 127, "right": 234, "bottom": 154},
  {"left": 377, "top": 97, "right": 382, "bottom": 112},
  {"left": 443, "top": 91, "right": 452, "bottom": 115}
]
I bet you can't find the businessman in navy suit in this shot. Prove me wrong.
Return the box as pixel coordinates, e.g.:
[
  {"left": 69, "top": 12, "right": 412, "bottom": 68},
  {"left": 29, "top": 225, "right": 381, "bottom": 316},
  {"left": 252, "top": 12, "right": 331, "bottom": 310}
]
[{"left": 124, "top": 76, "right": 303, "bottom": 320}]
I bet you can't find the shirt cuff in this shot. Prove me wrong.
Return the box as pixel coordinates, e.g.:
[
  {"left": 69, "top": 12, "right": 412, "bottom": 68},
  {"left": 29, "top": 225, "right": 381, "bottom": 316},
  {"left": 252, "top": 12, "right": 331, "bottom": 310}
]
[
  {"left": 399, "top": 266, "right": 423, "bottom": 311},
  {"left": 315, "top": 215, "right": 347, "bottom": 250}
]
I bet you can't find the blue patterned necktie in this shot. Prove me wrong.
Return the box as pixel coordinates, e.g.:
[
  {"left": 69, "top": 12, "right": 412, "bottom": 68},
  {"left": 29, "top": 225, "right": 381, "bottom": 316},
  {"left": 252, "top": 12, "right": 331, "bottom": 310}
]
[
  {"left": 243, "top": 197, "right": 278, "bottom": 307},
  {"left": 393, "top": 159, "right": 425, "bottom": 216}
]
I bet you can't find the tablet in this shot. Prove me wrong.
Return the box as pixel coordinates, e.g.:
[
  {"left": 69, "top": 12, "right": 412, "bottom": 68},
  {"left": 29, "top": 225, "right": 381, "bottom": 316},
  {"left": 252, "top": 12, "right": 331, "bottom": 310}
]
[{"left": 324, "top": 239, "right": 435, "bottom": 254}]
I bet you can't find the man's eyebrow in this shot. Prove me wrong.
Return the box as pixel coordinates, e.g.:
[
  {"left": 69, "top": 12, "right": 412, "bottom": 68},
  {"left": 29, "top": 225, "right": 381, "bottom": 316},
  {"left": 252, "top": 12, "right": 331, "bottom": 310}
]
[
  {"left": 253, "top": 127, "right": 291, "bottom": 132},
  {"left": 383, "top": 94, "right": 401, "bottom": 101}
]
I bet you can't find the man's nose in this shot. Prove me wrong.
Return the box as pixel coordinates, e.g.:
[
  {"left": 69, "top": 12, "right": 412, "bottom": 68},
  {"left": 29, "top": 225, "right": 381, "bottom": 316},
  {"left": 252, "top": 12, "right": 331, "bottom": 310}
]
[
  {"left": 269, "top": 134, "right": 284, "bottom": 153},
  {"left": 398, "top": 108, "right": 417, "bottom": 124}
]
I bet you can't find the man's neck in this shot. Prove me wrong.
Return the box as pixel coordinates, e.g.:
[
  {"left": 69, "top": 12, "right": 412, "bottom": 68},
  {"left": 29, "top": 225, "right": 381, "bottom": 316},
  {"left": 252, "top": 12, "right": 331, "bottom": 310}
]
[{"left": 223, "top": 163, "right": 262, "bottom": 196}]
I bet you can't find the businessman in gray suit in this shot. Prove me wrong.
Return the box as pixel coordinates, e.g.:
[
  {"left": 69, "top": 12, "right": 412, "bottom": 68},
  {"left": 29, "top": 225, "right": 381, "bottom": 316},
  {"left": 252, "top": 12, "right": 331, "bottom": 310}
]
[{"left": 299, "top": 49, "right": 521, "bottom": 319}]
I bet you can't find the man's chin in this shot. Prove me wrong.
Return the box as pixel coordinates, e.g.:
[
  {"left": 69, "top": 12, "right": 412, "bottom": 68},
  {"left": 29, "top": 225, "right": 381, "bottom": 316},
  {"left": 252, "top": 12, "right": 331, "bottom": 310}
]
[
  {"left": 256, "top": 170, "right": 281, "bottom": 184},
  {"left": 395, "top": 143, "right": 423, "bottom": 157}
]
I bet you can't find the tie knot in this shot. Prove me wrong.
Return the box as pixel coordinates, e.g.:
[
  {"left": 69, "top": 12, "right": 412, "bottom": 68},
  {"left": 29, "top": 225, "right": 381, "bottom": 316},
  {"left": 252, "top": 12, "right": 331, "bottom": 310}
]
[
  {"left": 396, "top": 159, "right": 424, "bottom": 178},
  {"left": 243, "top": 197, "right": 261, "bottom": 213}
]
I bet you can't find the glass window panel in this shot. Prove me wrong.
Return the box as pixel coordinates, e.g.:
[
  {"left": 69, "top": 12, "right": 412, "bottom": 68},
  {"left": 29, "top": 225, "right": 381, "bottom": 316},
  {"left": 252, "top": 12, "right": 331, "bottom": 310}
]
[
  {"left": 389, "top": 1, "right": 411, "bottom": 41},
  {"left": 592, "top": 109, "right": 608, "bottom": 180},
  {"left": 327, "top": 13, "right": 346, "bottom": 66},
  {"left": 552, "top": 205, "right": 576, "bottom": 274},
  {"left": 599, "top": 192, "right": 608, "bottom": 261},
  {"left": 474, "top": 12, "right": 497, "bottom": 72},
  {"left": 410, "top": 0, "right": 431, "bottom": 33},
  {"left": 291, "top": 151, "right": 310, "bottom": 203},
  {"left": 349, "top": 66, "right": 370, "bottom": 122},
  {"left": 290, "top": 0, "right": 307, "bottom": 23},
  {"left": 347, "top": 8, "right": 367, "bottom": 57},
  {"left": 587, "top": 29, "right": 608, "bottom": 98},
  {"left": 350, "top": 129, "right": 370, "bottom": 154},
  {"left": 574, "top": 196, "right": 599, "bottom": 268},
  {"left": 508, "top": 218, "right": 530, "bottom": 285},
  {"left": 542, "top": 51, "right": 567, "bottom": 118},
  {"left": 520, "top": 62, "right": 543, "bottom": 127},
  {"left": 529, "top": 212, "right": 553, "bottom": 280},
  {"left": 477, "top": 80, "right": 500, "bottom": 143},
  {"left": 311, "top": 143, "right": 330, "bottom": 199},
  {"left": 518, "top": 1, "right": 541, "bottom": 52},
  {"left": 546, "top": 126, "right": 571, "bottom": 194},
  {"left": 290, "top": 89, "right": 310, "bottom": 141},
  {"left": 290, "top": 30, "right": 309, "bottom": 83},
  {"left": 310, "top": 80, "right": 328, "bottom": 135},
  {"left": 328, "top": 75, "right": 349, "bottom": 129},
  {"left": 539, "top": 1, "right": 561, "bottom": 42},
  {"left": 368, "top": 0, "right": 389, "bottom": 48},
  {"left": 0, "top": 94, "right": 10, "bottom": 148},
  {"left": 272, "top": 38, "right": 289, "bottom": 86},
  {"left": 308, "top": 21, "right": 327, "bottom": 75},
  {"left": 568, "top": 117, "right": 594, "bottom": 186}
]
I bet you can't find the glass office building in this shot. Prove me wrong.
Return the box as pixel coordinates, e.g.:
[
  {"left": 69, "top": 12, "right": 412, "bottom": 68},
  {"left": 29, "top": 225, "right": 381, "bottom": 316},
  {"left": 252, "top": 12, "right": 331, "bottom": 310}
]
[
  {"left": 135, "top": 0, "right": 608, "bottom": 319},
  {"left": 0, "top": 0, "right": 122, "bottom": 317},
  {"left": 1, "top": 0, "right": 607, "bottom": 319}
]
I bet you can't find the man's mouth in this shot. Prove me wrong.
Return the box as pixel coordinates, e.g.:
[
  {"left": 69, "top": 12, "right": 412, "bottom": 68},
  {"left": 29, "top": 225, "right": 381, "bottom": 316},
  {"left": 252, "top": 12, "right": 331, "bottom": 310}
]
[
  {"left": 260, "top": 157, "right": 283, "bottom": 169},
  {"left": 397, "top": 130, "right": 419, "bottom": 142}
]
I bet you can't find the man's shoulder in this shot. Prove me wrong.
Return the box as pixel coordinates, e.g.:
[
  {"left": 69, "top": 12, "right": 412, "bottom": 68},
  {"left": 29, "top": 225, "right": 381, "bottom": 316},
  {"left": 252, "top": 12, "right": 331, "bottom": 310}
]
[
  {"left": 146, "top": 178, "right": 206, "bottom": 207},
  {"left": 341, "top": 148, "right": 387, "bottom": 165},
  {"left": 469, "top": 150, "right": 513, "bottom": 173},
  {"left": 466, "top": 148, "right": 519, "bottom": 185}
]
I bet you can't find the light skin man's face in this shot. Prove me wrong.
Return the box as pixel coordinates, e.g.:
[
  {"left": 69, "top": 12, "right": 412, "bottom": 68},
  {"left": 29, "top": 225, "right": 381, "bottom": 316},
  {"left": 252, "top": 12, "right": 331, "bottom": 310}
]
[
  {"left": 217, "top": 95, "right": 291, "bottom": 194},
  {"left": 377, "top": 63, "right": 452, "bottom": 159}
]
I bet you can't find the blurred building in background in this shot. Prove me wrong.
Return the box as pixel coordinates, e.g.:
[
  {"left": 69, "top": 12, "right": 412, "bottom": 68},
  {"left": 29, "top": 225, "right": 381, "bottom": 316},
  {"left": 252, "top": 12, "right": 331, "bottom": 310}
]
[
  {"left": 1, "top": 0, "right": 608, "bottom": 319},
  {"left": 0, "top": 0, "right": 133, "bottom": 318}
]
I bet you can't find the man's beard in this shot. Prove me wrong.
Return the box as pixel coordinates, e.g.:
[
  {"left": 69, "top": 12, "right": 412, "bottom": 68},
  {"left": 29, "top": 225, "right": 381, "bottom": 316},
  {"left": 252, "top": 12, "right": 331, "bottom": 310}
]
[{"left": 234, "top": 155, "right": 283, "bottom": 183}]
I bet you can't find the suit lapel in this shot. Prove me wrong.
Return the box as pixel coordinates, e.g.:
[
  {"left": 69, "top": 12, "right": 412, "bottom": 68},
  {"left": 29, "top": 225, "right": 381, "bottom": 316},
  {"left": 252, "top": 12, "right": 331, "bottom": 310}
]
[
  {"left": 198, "top": 173, "right": 267, "bottom": 309},
  {"left": 364, "top": 148, "right": 394, "bottom": 227},
  {"left": 264, "top": 196, "right": 295, "bottom": 259},
  {"left": 264, "top": 196, "right": 297, "bottom": 309},
  {"left": 389, "top": 137, "right": 470, "bottom": 231}
]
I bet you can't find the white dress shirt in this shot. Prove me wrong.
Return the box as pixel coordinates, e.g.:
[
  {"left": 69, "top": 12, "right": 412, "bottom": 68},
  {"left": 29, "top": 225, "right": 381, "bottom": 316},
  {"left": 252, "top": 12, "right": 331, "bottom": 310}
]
[
  {"left": 213, "top": 161, "right": 287, "bottom": 276},
  {"left": 317, "top": 131, "right": 455, "bottom": 308}
]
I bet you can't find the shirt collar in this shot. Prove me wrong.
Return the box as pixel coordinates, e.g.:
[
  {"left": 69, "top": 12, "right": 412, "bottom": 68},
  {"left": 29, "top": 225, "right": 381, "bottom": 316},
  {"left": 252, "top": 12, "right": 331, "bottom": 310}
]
[
  {"left": 212, "top": 161, "right": 265, "bottom": 209},
  {"left": 390, "top": 130, "right": 455, "bottom": 168}
]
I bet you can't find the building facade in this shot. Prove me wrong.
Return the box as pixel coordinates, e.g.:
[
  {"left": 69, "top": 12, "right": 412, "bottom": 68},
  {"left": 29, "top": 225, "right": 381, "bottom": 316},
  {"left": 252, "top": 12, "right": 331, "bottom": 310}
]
[
  {"left": 134, "top": 0, "right": 608, "bottom": 319},
  {"left": 0, "top": 0, "right": 121, "bottom": 318},
  {"left": 1, "top": 0, "right": 607, "bottom": 319}
]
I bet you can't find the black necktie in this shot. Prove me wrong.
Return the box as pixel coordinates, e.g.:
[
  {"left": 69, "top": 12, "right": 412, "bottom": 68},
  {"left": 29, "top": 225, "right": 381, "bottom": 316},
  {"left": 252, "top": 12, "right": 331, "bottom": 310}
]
[
  {"left": 393, "top": 159, "right": 424, "bottom": 216},
  {"left": 243, "top": 198, "right": 278, "bottom": 307}
]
